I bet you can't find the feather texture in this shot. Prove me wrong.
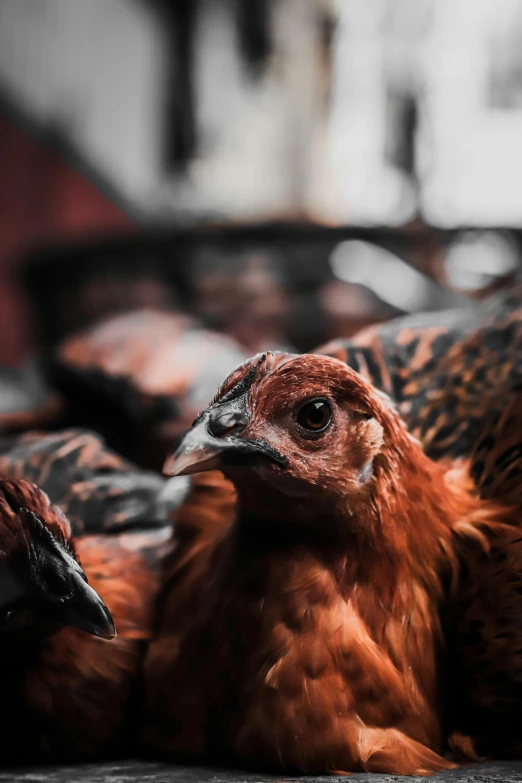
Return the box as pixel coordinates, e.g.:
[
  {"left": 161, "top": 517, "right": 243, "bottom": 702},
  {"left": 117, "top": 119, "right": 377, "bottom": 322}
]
[
  {"left": 144, "top": 352, "right": 522, "bottom": 774},
  {"left": 0, "top": 475, "right": 166, "bottom": 762},
  {"left": 316, "top": 282, "right": 522, "bottom": 462}
]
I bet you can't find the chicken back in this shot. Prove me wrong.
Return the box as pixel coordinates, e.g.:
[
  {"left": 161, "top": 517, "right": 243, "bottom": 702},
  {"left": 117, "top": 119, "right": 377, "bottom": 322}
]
[
  {"left": 316, "top": 282, "right": 522, "bottom": 461},
  {"left": 0, "top": 428, "right": 186, "bottom": 536},
  {"left": 50, "top": 308, "right": 246, "bottom": 469}
]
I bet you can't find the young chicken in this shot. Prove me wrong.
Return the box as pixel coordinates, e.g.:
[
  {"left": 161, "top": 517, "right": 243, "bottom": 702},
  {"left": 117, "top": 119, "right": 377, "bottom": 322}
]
[
  {"left": 143, "top": 351, "right": 522, "bottom": 775},
  {"left": 0, "top": 475, "right": 163, "bottom": 762}
]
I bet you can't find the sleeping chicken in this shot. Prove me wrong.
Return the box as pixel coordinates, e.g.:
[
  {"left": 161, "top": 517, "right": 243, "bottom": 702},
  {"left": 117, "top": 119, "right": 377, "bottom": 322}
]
[
  {"left": 0, "top": 475, "right": 163, "bottom": 762},
  {"left": 316, "top": 281, "right": 522, "bottom": 462},
  {"left": 143, "top": 350, "right": 522, "bottom": 775}
]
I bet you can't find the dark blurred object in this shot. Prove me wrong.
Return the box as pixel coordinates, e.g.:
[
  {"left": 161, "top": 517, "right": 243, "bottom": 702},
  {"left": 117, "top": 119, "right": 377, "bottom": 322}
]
[
  {"left": 21, "top": 222, "right": 506, "bottom": 359},
  {"left": 317, "top": 277, "right": 522, "bottom": 462},
  {"left": 191, "top": 245, "right": 295, "bottom": 353},
  {"left": 0, "top": 359, "right": 61, "bottom": 433},
  {"left": 154, "top": 0, "right": 198, "bottom": 170},
  {"left": 21, "top": 236, "right": 183, "bottom": 347},
  {"left": 0, "top": 428, "right": 187, "bottom": 535},
  {"left": 235, "top": 0, "right": 272, "bottom": 76},
  {"left": 152, "top": 0, "right": 272, "bottom": 172},
  {"left": 50, "top": 309, "right": 246, "bottom": 469}
]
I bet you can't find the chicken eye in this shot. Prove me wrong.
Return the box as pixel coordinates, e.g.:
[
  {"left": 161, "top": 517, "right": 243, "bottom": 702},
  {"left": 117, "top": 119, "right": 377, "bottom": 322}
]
[{"left": 296, "top": 399, "right": 332, "bottom": 433}]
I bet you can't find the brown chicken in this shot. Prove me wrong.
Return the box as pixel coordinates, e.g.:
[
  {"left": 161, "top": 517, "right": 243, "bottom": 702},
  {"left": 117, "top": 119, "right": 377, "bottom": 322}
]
[
  {"left": 0, "top": 428, "right": 186, "bottom": 535},
  {"left": 442, "top": 518, "right": 522, "bottom": 761},
  {"left": 316, "top": 281, "right": 522, "bottom": 462},
  {"left": 142, "top": 351, "right": 522, "bottom": 775},
  {"left": 0, "top": 476, "right": 114, "bottom": 644},
  {"left": 0, "top": 475, "right": 165, "bottom": 762},
  {"left": 50, "top": 308, "right": 246, "bottom": 469}
]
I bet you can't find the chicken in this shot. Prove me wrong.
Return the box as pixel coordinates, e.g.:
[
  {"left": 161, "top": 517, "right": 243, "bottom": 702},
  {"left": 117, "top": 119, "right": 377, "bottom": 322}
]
[
  {"left": 0, "top": 475, "right": 165, "bottom": 762},
  {"left": 142, "top": 350, "right": 522, "bottom": 775},
  {"left": 316, "top": 281, "right": 522, "bottom": 461},
  {"left": 0, "top": 476, "right": 114, "bottom": 644},
  {"left": 49, "top": 308, "right": 246, "bottom": 469},
  {"left": 0, "top": 428, "right": 187, "bottom": 535},
  {"left": 8, "top": 530, "right": 164, "bottom": 762}
]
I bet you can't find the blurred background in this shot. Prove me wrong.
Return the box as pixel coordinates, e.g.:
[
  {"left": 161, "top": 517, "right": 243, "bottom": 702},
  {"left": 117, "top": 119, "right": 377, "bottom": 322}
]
[{"left": 1, "top": 0, "right": 522, "bottom": 458}]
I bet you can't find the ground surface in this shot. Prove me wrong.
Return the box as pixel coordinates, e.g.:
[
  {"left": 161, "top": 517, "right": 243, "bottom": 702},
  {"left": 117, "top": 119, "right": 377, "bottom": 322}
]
[{"left": 0, "top": 761, "right": 521, "bottom": 783}]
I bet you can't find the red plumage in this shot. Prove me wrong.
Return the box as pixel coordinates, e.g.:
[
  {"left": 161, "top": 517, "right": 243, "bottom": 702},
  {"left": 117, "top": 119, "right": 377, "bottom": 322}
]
[
  {"left": 143, "top": 351, "right": 522, "bottom": 775},
  {"left": 15, "top": 530, "right": 164, "bottom": 761},
  {"left": 0, "top": 474, "right": 166, "bottom": 762}
]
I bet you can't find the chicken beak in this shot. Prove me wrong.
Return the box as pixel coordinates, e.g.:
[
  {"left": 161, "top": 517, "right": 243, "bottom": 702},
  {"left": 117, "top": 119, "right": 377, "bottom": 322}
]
[
  {"left": 164, "top": 405, "right": 287, "bottom": 476},
  {"left": 56, "top": 571, "right": 116, "bottom": 639},
  {"left": 163, "top": 421, "right": 224, "bottom": 477}
]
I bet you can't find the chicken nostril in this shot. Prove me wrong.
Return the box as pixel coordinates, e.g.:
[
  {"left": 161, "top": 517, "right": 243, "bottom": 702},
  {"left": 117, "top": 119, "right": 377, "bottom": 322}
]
[{"left": 208, "top": 410, "right": 247, "bottom": 438}]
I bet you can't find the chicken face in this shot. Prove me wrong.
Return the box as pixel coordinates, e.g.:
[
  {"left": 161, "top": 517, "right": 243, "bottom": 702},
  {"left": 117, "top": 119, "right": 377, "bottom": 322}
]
[
  {"left": 0, "top": 479, "right": 115, "bottom": 640},
  {"left": 164, "top": 352, "right": 391, "bottom": 518}
]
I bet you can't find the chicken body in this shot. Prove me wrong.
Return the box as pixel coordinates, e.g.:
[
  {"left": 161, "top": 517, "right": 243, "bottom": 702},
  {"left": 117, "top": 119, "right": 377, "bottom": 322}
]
[
  {"left": 436, "top": 389, "right": 522, "bottom": 759},
  {"left": 50, "top": 308, "right": 246, "bottom": 469},
  {"left": 316, "top": 282, "right": 522, "bottom": 461},
  {"left": 0, "top": 428, "right": 184, "bottom": 535},
  {"left": 0, "top": 529, "right": 164, "bottom": 762},
  {"left": 143, "top": 351, "right": 518, "bottom": 775},
  {"left": 443, "top": 520, "right": 522, "bottom": 760},
  {"left": 315, "top": 285, "right": 522, "bottom": 754},
  {"left": 0, "top": 476, "right": 114, "bottom": 642},
  {"left": 0, "top": 474, "right": 166, "bottom": 762}
]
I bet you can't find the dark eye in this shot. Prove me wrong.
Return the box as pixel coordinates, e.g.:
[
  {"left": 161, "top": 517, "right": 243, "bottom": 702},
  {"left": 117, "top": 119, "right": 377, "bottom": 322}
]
[
  {"left": 296, "top": 399, "right": 332, "bottom": 433},
  {"left": 43, "top": 567, "right": 69, "bottom": 596}
]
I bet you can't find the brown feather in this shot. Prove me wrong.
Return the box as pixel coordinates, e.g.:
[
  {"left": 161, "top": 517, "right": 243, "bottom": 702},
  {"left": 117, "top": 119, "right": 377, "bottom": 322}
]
[
  {"left": 0, "top": 475, "right": 166, "bottom": 762},
  {"left": 17, "top": 531, "right": 163, "bottom": 761},
  {"left": 144, "top": 352, "right": 522, "bottom": 774},
  {"left": 316, "top": 282, "right": 522, "bottom": 462}
]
